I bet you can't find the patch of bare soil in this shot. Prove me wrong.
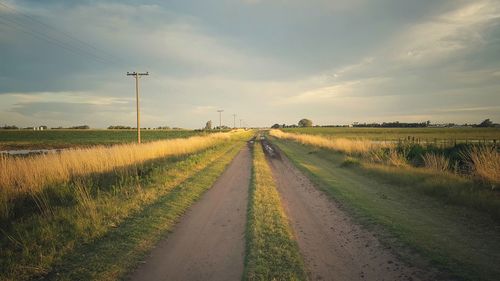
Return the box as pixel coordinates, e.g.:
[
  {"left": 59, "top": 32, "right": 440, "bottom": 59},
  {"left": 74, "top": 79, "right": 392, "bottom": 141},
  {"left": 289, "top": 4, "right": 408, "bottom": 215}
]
[
  {"left": 127, "top": 146, "right": 251, "bottom": 281},
  {"left": 266, "top": 145, "right": 429, "bottom": 281}
]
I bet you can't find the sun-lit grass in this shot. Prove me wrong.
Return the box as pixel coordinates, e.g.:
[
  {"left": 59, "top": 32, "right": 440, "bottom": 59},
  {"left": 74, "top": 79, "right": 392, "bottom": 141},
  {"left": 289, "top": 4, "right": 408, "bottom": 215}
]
[
  {"left": 422, "top": 153, "right": 450, "bottom": 172},
  {"left": 244, "top": 138, "right": 307, "bottom": 281},
  {"left": 0, "top": 132, "right": 239, "bottom": 219},
  {"left": 271, "top": 129, "right": 499, "bottom": 187},
  {"left": 269, "top": 129, "right": 388, "bottom": 155},
  {"left": 0, "top": 130, "right": 253, "bottom": 281},
  {"left": 461, "top": 146, "right": 500, "bottom": 188}
]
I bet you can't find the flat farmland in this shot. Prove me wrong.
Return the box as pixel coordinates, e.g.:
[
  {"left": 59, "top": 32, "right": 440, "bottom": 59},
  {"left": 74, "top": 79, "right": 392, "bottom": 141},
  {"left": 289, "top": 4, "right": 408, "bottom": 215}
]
[
  {"left": 283, "top": 127, "right": 500, "bottom": 142},
  {"left": 0, "top": 129, "right": 213, "bottom": 150}
]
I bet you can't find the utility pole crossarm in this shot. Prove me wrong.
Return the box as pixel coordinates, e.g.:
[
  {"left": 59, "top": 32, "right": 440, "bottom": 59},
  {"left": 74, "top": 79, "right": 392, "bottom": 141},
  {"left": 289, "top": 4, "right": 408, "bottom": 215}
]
[{"left": 127, "top": 72, "right": 149, "bottom": 76}]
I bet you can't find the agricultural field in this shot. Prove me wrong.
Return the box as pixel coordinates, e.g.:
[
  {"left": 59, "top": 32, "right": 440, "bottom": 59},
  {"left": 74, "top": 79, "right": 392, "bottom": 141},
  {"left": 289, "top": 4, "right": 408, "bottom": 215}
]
[
  {"left": 0, "top": 129, "right": 214, "bottom": 150},
  {"left": 284, "top": 127, "right": 500, "bottom": 143},
  {"left": 1, "top": 128, "right": 499, "bottom": 281}
]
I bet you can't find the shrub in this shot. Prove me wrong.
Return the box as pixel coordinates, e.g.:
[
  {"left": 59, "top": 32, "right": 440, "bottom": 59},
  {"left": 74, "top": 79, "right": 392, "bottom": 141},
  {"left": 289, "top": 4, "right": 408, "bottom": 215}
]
[{"left": 461, "top": 146, "right": 500, "bottom": 188}]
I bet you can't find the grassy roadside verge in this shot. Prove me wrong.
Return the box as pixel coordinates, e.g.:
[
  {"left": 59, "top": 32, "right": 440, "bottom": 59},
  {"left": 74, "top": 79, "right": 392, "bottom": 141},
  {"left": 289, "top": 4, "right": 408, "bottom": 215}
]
[
  {"left": 244, "top": 139, "right": 307, "bottom": 281},
  {"left": 0, "top": 131, "right": 253, "bottom": 281},
  {"left": 271, "top": 138, "right": 500, "bottom": 281},
  {"left": 44, "top": 138, "right": 247, "bottom": 281},
  {"left": 270, "top": 129, "right": 500, "bottom": 219}
]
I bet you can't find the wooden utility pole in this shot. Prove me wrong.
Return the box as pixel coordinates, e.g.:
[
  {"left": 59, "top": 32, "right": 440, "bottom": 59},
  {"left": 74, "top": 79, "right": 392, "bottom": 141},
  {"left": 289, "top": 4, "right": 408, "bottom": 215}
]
[
  {"left": 127, "top": 71, "right": 149, "bottom": 144},
  {"left": 232, "top": 114, "right": 236, "bottom": 129},
  {"left": 217, "top": 110, "right": 224, "bottom": 130}
]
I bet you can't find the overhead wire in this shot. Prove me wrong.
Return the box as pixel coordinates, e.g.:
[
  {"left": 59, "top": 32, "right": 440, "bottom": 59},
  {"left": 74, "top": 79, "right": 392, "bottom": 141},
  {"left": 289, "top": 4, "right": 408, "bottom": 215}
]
[
  {"left": 0, "top": 1, "right": 124, "bottom": 65},
  {"left": 0, "top": 16, "right": 110, "bottom": 64}
]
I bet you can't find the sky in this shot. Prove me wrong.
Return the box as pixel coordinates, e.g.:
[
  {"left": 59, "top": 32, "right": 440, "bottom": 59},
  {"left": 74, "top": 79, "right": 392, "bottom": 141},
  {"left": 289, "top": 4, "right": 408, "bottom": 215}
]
[{"left": 0, "top": 0, "right": 499, "bottom": 128}]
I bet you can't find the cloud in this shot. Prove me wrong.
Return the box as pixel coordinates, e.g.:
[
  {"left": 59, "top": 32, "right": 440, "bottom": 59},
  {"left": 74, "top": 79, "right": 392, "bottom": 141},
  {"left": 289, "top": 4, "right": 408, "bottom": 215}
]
[
  {"left": 284, "top": 77, "right": 391, "bottom": 104},
  {"left": 431, "top": 106, "right": 500, "bottom": 113},
  {"left": 190, "top": 105, "right": 217, "bottom": 115},
  {"left": 0, "top": 91, "right": 134, "bottom": 126},
  {"left": 393, "top": 0, "right": 500, "bottom": 64},
  {"left": 1, "top": 0, "right": 499, "bottom": 127}
]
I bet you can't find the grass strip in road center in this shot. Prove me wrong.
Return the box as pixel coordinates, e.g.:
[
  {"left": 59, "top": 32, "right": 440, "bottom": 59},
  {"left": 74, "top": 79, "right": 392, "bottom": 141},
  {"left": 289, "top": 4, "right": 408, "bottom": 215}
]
[{"left": 244, "top": 139, "right": 307, "bottom": 281}]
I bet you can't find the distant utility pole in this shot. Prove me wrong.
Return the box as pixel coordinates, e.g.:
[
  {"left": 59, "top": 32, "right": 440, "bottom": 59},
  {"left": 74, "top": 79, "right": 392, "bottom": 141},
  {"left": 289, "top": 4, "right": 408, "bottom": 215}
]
[
  {"left": 232, "top": 114, "right": 236, "bottom": 129},
  {"left": 239, "top": 119, "right": 242, "bottom": 128},
  {"left": 127, "top": 71, "right": 149, "bottom": 144},
  {"left": 217, "top": 109, "right": 224, "bottom": 130}
]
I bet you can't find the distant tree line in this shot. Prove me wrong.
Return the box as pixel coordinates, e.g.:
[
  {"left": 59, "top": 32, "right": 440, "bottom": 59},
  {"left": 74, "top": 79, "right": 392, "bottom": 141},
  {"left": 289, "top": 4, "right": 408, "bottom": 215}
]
[
  {"left": 108, "top": 125, "right": 132, "bottom": 129},
  {"left": 202, "top": 120, "right": 232, "bottom": 131},
  {"left": 1, "top": 125, "right": 19, "bottom": 130},
  {"left": 270, "top": 119, "right": 498, "bottom": 129},
  {"left": 352, "top": 121, "right": 431, "bottom": 128},
  {"left": 475, "top": 119, "right": 496, "bottom": 128},
  {"left": 107, "top": 125, "right": 173, "bottom": 130},
  {"left": 51, "top": 125, "right": 90, "bottom": 129},
  {"left": 272, "top": 118, "right": 313, "bottom": 128}
]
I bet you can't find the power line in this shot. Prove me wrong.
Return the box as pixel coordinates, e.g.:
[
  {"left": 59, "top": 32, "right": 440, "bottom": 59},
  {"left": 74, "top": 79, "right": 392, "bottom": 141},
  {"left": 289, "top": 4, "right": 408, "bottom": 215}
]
[
  {"left": 0, "top": 2, "right": 123, "bottom": 64},
  {"left": 0, "top": 1, "right": 121, "bottom": 65},
  {"left": 0, "top": 16, "right": 109, "bottom": 64}
]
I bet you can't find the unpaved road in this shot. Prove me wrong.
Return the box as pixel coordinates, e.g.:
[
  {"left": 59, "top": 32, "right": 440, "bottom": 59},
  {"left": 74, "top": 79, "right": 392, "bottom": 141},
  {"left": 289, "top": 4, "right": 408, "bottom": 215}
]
[
  {"left": 266, "top": 144, "right": 428, "bottom": 281},
  {"left": 128, "top": 146, "right": 251, "bottom": 281}
]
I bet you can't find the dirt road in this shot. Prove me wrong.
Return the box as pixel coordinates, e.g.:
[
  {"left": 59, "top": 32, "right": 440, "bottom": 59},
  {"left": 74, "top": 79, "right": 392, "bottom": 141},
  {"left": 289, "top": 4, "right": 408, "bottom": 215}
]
[
  {"left": 128, "top": 146, "right": 251, "bottom": 281},
  {"left": 266, "top": 145, "right": 426, "bottom": 281}
]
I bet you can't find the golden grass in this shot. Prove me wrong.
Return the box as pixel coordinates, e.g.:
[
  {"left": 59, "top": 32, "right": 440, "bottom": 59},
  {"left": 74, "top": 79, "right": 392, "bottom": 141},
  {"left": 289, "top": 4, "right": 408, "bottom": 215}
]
[
  {"left": 0, "top": 132, "right": 236, "bottom": 218},
  {"left": 269, "top": 129, "right": 389, "bottom": 155},
  {"left": 271, "top": 129, "right": 499, "bottom": 187},
  {"left": 462, "top": 146, "right": 500, "bottom": 187},
  {"left": 422, "top": 153, "right": 450, "bottom": 172}
]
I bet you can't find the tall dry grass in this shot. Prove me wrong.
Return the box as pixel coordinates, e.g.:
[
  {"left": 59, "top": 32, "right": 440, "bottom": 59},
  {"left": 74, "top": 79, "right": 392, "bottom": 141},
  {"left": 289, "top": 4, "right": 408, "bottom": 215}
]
[
  {"left": 271, "top": 129, "right": 500, "bottom": 187},
  {"left": 461, "top": 146, "right": 500, "bottom": 187},
  {"left": 269, "top": 129, "right": 389, "bottom": 155},
  {"left": 422, "top": 153, "right": 450, "bottom": 172},
  {"left": 0, "top": 132, "right": 234, "bottom": 218}
]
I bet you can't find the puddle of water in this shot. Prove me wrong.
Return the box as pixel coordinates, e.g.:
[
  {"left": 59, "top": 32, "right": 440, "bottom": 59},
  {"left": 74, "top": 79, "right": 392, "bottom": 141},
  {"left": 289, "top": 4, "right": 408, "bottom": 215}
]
[{"left": 0, "top": 149, "right": 63, "bottom": 156}]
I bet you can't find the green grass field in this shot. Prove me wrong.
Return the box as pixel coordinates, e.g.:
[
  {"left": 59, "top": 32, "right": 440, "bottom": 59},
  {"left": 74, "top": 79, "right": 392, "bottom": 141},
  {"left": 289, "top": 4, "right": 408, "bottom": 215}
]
[
  {"left": 0, "top": 129, "right": 213, "bottom": 150},
  {"left": 283, "top": 127, "right": 500, "bottom": 141}
]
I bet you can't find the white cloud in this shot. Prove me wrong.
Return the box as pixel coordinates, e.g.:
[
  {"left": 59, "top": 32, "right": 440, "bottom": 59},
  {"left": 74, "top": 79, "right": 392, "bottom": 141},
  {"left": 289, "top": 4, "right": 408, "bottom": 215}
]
[{"left": 190, "top": 105, "right": 217, "bottom": 115}]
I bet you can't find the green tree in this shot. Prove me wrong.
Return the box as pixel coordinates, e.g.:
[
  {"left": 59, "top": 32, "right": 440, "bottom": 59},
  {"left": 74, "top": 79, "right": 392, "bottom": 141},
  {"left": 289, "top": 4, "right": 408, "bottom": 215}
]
[
  {"left": 478, "top": 119, "right": 494, "bottom": 127},
  {"left": 271, "top": 123, "right": 281, "bottom": 129},
  {"left": 298, "top": 118, "right": 313, "bottom": 127},
  {"left": 205, "top": 120, "right": 212, "bottom": 130}
]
